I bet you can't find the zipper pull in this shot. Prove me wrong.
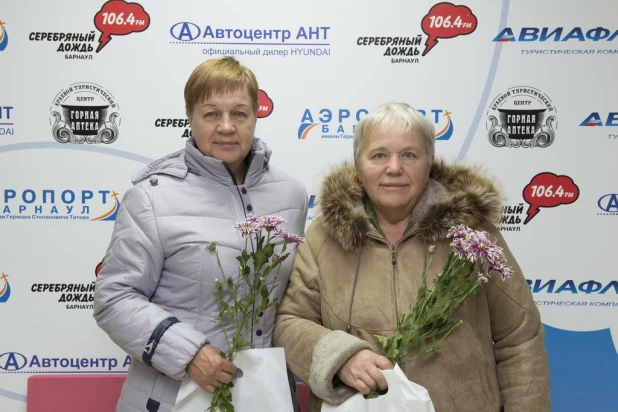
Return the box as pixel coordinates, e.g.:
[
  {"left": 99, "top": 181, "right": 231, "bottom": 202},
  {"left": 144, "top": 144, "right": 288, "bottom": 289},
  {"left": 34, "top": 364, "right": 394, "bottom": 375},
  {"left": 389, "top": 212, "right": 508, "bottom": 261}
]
[{"left": 391, "top": 245, "right": 396, "bottom": 265}]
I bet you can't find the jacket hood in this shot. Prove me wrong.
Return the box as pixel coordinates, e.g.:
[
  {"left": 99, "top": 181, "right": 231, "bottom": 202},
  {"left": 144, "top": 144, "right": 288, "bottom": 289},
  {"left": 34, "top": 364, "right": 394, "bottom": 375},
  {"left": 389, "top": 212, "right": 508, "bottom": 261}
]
[
  {"left": 131, "top": 138, "right": 271, "bottom": 185},
  {"left": 319, "top": 159, "right": 504, "bottom": 251}
]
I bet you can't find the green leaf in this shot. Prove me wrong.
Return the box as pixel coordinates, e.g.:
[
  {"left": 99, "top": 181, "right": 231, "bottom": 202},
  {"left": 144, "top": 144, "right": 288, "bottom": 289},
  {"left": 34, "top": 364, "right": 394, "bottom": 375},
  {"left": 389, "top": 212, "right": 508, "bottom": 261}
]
[
  {"left": 234, "top": 337, "right": 254, "bottom": 349},
  {"left": 262, "top": 242, "right": 273, "bottom": 254},
  {"left": 375, "top": 335, "right": 389, "bottom": 349},
  {"left": 241, "top": 249, "right": 250, "bottom": 264},
  {"left": 261, "top": 266, "right": 273, "bottom": 279}
]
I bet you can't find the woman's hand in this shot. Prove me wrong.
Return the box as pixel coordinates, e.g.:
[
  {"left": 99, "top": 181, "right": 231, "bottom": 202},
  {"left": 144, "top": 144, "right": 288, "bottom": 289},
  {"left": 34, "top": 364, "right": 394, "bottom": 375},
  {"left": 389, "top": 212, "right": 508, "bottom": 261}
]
[
  {"left": 186, "top": 345, "right": 237, "bottom": 393},
  {"left": 336, "top": 349, "right": 394, "bottom": 395}
]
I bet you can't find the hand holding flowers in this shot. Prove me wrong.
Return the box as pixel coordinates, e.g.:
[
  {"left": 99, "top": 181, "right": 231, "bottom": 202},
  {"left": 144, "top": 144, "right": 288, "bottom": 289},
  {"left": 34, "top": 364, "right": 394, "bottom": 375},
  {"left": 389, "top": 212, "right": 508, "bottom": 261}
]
[
  {"left": 204, "top": 214, "right": 304, "bottom": 412},
  {"left": 368, "top": 225, "right": 513, "bottom": 398}
]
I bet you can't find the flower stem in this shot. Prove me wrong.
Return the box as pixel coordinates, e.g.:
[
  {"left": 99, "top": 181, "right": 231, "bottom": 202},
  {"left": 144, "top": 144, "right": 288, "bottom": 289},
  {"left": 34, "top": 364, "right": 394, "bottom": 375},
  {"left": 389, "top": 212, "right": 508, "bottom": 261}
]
[
  {"left": 415, "top": 253, "right": 435, "bottom": 326},
  {"left": 267, "top": 243, "right": 287, "bottom": 296},
  {"left": 213, "top": 250, "right": 232, "bottom": 351},
  {"left": 365, "top": 388, "right": 377, "bottom": 399}
]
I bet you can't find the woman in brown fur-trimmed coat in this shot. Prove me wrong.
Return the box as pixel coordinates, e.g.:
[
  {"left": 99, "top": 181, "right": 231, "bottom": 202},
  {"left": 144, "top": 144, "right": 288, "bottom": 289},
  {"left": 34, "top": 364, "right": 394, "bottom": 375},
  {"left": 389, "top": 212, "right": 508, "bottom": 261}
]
[{"left": 273, "top": 103, "right": 550, "bottom": 412}]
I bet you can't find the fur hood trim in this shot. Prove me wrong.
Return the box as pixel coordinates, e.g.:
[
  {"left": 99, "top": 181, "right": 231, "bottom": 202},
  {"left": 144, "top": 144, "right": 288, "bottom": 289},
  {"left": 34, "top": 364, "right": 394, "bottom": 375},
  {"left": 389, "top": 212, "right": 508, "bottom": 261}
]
[{"left": 318, "top": 159, "right": 504, "bottom": 251}]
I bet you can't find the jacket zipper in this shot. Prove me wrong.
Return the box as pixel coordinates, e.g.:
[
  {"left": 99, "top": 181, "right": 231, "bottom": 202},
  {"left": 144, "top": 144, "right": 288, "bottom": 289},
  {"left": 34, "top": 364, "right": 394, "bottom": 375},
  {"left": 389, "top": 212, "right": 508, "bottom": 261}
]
[
  {"left": 367, "top": 230, "right": 417, "bottom": 328},
  {"left": 391, "top": 244, "right": 399, "bottom": 323}
]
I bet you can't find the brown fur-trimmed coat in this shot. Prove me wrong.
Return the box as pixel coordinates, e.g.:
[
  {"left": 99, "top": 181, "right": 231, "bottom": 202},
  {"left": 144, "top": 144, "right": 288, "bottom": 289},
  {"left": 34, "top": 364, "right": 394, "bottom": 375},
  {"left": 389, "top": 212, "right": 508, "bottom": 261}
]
[{"left": 274, "top": 160, "right": 550, "bottom": 412}]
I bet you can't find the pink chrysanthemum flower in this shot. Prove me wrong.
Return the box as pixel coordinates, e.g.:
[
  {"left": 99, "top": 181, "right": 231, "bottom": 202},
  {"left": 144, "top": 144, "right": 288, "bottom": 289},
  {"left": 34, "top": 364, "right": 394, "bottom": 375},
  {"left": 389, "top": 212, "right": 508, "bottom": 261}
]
[
  {"left": 466, "top": 231, "right": 497, "bottom": 263},
  {"left": 498, "top": 264, "right": 514, "bottom": 280},
  {"left": 242, "top": 214, "right": 287, "bottom": 232},
  {"left": 450, "top": 237, "right": 467, "bottom": 260},
  {"left": 245, "top": 214, "right": 260, "bottom": 224},
  {"left": 273, "top": 250, "right": 282, "bottom": 262},
  {"left": 486, "top": 256, "right": 514, "bottom": 280},
  {"left": 260, "top": 216, "right": 287, "bottom": 231},
  {"left": 448, "top": 225, "right": 514, "bottom": 281},
  {"left": 485, "top": 245, "right": 505, "bottom": 265},
  {"left": 274, "top": 229, "right": 305, "bottom": 244},
  {"left": 447, "top": 225, "right": 474, "bottom": 239},
  {"left": 234, "top": 221, "right": 259, "bottom": 238}
]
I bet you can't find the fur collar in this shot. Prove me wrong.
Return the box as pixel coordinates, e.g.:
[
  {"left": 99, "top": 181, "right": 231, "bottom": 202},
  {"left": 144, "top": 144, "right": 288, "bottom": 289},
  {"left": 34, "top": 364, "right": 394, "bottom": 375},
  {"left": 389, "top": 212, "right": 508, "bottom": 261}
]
[{"left": 318, "top": 159, "right": 504, "bottom": 251}]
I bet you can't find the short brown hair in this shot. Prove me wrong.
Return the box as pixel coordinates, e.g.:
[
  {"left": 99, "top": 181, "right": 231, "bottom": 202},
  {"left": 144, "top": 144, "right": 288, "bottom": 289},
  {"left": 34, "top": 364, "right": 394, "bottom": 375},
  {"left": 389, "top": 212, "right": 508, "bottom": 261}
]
[{"left": 184, "top": 56, "right": 259, "bottom": 114}]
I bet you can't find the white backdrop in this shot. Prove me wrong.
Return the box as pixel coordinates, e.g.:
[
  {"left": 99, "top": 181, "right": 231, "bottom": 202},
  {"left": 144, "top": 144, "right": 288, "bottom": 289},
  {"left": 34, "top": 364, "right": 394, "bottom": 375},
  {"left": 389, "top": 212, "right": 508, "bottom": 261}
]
[{"left": 1, "top": 1, "right": 617, "bottom": 411}]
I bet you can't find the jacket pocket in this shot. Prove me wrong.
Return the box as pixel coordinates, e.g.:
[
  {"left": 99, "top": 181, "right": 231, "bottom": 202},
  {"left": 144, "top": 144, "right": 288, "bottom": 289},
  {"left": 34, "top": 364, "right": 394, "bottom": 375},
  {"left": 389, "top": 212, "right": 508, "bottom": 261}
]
[
  {"left": 146, "top": 370, "right": 170, "bottom": 412},
  {"left": 124, "top": 360, "right": 178, "bottom": 412}
]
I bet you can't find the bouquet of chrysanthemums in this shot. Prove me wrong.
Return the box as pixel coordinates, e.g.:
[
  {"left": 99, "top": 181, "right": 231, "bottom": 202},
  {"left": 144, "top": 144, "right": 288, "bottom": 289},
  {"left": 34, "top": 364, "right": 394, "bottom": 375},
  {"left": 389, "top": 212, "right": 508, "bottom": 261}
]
[
  {"left": 329, "top": 225, "right": 515, "bottom": 411},
  {"left": 173, "top": 214, "right": 304, "bottom": 412},
  {"left": 374, "top": 225, "right": 514, "bottom": 367}
]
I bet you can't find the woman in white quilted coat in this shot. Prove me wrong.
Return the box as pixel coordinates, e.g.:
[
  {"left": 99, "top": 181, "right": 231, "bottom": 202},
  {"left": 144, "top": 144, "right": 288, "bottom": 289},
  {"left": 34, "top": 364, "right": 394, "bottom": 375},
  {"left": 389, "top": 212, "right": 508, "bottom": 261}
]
[{"left": 94, "top": 56, "right": 307, "bottom": 412}]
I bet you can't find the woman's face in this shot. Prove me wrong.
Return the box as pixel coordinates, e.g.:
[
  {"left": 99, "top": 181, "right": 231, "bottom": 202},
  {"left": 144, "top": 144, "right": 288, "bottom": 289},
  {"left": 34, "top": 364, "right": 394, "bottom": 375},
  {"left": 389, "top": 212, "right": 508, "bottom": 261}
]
[
  {"left": 187, "top": 87, "right": 256, "bottom": 171},
  {"left": 355, "top": 128, "right": 432, "bottom": 215}
]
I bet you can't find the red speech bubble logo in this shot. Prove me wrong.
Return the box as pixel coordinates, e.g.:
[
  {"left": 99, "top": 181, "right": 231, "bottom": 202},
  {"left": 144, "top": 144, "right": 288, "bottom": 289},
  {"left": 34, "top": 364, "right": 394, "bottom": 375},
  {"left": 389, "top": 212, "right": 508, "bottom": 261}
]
[
  {"left": 95, "top": 261, "right": 103, "bottom": 277},
  {"left": 522, "top": 172, "right": 579, "bottom": 224},
  {"left": 257, "top": 90, "right": 274, "bottom": 118},
  {"left": 421, "top": 2, "right": 478, "bottom": 56},
  {"left": 94, "top": 0, "right": 150, "bottom": 53}
]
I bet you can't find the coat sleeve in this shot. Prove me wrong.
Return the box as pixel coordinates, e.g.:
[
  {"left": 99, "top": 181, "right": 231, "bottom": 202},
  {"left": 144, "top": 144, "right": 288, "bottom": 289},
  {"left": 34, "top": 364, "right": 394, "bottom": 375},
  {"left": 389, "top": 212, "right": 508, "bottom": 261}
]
[
  {"left": 93, "top": 185, "right": 208, "bottom": 380},
  {"left": 485, "top": 228, "right": 551, "bottom": 412},
  {"left": 274, "top": 225, "right": 372, "bottom": 405}
]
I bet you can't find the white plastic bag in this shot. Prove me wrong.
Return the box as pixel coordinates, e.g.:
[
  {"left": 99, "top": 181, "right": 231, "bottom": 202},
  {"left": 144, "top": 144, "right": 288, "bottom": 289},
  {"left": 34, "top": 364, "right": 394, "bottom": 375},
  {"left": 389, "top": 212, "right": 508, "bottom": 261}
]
[
  {"left": 321, "top": 364, "right": 435, "bottom": 412},
  {"left": 173, "top": 347, "right": 294, "bottom": 412}
]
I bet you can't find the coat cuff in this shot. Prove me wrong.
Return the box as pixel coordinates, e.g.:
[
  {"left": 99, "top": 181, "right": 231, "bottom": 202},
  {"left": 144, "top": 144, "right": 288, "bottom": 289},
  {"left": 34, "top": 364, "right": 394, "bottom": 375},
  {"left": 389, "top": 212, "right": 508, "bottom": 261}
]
[
  {"left": 309, "top": 330, "right": 373, "bottom": 404},
  {"left": 151, "top": 322, "right": 209, "bottom": 380}
]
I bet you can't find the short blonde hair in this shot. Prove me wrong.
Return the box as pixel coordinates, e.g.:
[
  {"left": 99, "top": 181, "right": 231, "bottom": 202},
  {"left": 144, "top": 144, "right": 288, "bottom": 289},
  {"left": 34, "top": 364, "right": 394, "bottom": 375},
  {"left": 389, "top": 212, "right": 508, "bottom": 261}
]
[
  {"left": 353, "top": 102, "right": 435, "bottom": 160},
  {"left": 184, "top": 56, "right": 259, "bottom": 114}
]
